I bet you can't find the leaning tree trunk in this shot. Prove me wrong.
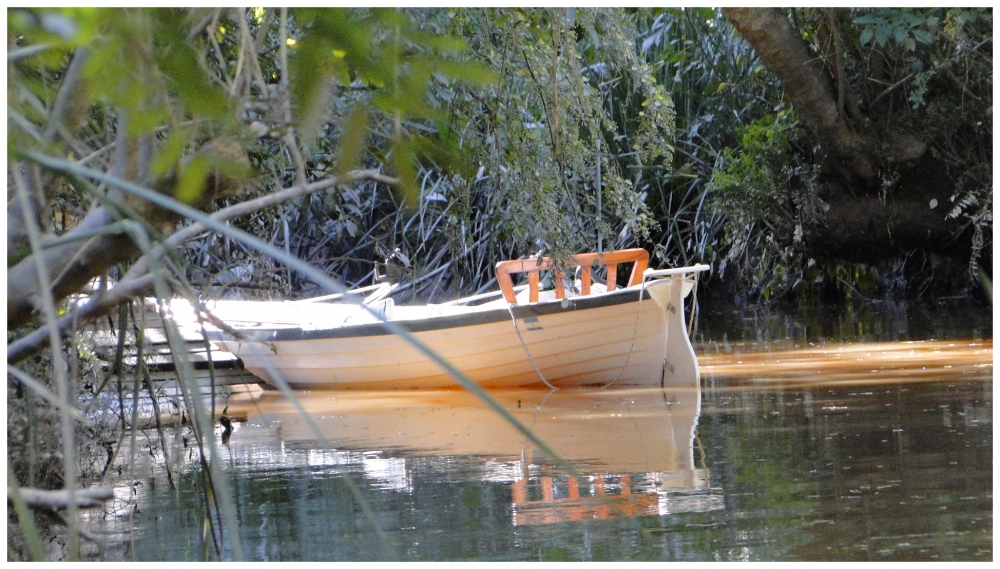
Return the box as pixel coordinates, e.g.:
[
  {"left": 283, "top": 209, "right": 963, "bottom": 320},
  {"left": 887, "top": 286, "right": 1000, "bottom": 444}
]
[
  {"left": 724, "top": 8, "right": 884, "bottom": 186},
  {"left": 722, "top": 8, "right": 973, "bottom": 266}
]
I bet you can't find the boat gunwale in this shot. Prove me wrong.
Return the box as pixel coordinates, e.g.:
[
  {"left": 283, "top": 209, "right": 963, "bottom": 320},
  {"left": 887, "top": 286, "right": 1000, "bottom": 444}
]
[{"left": 206, "top": 284, "right": 661, "bottom": 343}]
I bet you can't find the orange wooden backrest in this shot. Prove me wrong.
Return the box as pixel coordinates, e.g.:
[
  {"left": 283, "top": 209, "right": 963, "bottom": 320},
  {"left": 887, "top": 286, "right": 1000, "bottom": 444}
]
[{"left": 495, "top": 248, "right": 649, "bottom": 304}]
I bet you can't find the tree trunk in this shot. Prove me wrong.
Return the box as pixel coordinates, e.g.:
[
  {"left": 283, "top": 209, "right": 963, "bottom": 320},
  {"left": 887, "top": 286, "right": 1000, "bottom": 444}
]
[
  {"left": 723, "top": 8, "right": 880, "bottom": 185},
  {"left": 723, "top": 9, "right": 975, "bottom": 269},
  {"left": 809, "top": 157, "right": 971, "bottom": 263}
]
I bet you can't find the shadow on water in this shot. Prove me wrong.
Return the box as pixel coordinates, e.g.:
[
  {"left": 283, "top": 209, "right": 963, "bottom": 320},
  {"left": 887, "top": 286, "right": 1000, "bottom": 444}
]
[{"left": 85, "top": 298, "right": 991, "bottom": 561}]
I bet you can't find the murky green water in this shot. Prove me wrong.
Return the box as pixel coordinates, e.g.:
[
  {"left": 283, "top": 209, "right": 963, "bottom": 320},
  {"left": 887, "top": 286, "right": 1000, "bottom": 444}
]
[{"left": 87, "top": 300, "right": 992, "bottom": 561}]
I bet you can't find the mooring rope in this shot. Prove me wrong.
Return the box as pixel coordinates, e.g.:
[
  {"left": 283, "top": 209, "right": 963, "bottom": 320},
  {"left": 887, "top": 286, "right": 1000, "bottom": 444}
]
[
  {"left": 602, "top": 277, "right": 646, "bottom": 389},
  {"left": 507, "top": 305, "right": 557, "bottom": 391}
]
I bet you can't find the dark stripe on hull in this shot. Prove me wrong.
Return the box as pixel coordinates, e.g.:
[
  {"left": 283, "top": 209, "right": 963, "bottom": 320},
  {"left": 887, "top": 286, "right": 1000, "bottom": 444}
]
[{"left": 207, "top": 287, "right": 650, "bottom": 343}]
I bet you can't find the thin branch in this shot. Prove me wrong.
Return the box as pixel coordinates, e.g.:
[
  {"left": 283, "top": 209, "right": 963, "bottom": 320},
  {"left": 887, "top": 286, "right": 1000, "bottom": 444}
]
[
  {"left": 205, "top": 10, "right": 233, "bottom": 92},
  {"left": 228, "top": 20, "right": 248, "bottom": 98},
  {"left": 276, "top": 8, "right": 306, "bottom": 187},
  {"left": 872, "top": 37, "right": 992, "bottom": 108},
  {"left": 283, "top": 133, "right": 308, "bottom": 188},
  {"left": 7, "top": 109, "right": 46, "bottom": 145},
  {"left": 944, "top": 66, "right": 983, "bottom": 103},
  {"left": 75, "top": 141, "right": 116, "bottom": 167},
  {"left": 126, "top": 169, "right": 397, "bottom": 285},
  {"left": 279, "top": 7, "right": 290, "bottom": 123},
  {"left": 238, "top": 11, "right": 271, "bottom": 101},
  {"left": 7, "top": 43, "right": 53, "bottom": 62},
  {"left": 253, "top": 9, "right": 275, "bottom": 52},
  {"left": 187, "top": 8, "right": 217, "bottom": 41},
  {"left": 43, "top": 48, "right": 90, "bottom": 141},
  {"left": 13, "top": 165, "right": 82, "bottom": 559},
  {"left": 871, "top": 70, "right": 917, "bottom": 106}
]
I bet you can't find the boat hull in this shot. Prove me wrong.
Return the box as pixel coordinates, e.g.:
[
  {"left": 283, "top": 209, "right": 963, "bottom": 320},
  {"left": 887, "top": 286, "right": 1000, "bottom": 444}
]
[{"left": 209, "top": 276, "right": 699, "bottom": 390}]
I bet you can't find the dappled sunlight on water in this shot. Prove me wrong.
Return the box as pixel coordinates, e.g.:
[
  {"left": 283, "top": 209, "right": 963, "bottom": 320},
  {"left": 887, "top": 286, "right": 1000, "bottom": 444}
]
[{"left": 700, "top": 340, "right": 992, "bottom": 387}]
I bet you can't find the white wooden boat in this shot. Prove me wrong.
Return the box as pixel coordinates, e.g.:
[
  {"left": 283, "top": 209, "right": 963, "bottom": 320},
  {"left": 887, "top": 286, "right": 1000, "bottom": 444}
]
[{"left": 196, "top": 249, "right": 708, "bottom": 390}]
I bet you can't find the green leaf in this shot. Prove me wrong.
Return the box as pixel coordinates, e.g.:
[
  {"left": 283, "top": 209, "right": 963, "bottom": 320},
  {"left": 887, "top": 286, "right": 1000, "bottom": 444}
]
[
  {"left": 433, "top": 60, "right": 494, "bottom": 86},
  {"left": 335, "top": 105, "right": 369, "bottom": 176},
  {"left": 911, "top": 28, "right": 932, "bottom": 44},
  {"left": 389, "top": 138, "right": 419, "bottom": 209},
  {"left": 291, "top": 8, "right": 374, "bottom": 146},
  {"left": 874, "top": 25, "right": 888, "bottom": 47},
  {"left": 421, "top": 33, "right": 468, "bottom": 53},
  {"left": 295, "top": 8, "right": 372, "bottom": 64},
  {"left": 332, "top": 58, "right": 352, "bottom": 87},
  {"left": 151, "top": 130, "right": 187, "bottom": 179},
  {"left": 859, "top": 27, "right": 873, "bottom": 45},
  {"left": 153, "top": 10, "right": 230, "bottom": 121},
  {"left": 290, "top": 34, "right": 336, "bottom": 148},
  {"left": 892, "top": 25, "right": 908, "bottom": 44},
  {"left": 901, "top": 11, "right": 923, "bottom": 27},
  {"left": 175, "top": 155, "right": 209, "bottom": 204}
]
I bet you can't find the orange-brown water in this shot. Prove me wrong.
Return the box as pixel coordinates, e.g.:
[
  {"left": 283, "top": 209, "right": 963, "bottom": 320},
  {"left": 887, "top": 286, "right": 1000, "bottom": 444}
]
[{"left": 700, "top": 339, "right": 992, "bottom": 387}]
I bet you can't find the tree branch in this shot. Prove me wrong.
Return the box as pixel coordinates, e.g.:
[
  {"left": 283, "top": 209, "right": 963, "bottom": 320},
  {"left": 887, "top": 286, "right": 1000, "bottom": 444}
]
[
  {"left": 871, "top": 70, "right": 918, "bottom": 106},
  {"left": 238, "top": 11, "right": 271, "bottom": 101},
  {"left": 825, "top": 9, "right": 847, "bottom": 120},
  {"left": 7, "top": 169, "right": 398, "bottom": 362},
  {"left": 7, "top": 206, "right": 136, "bottom": 329},
  {"left": 8, "top": 273, "right": 159, "bottom": 364}
]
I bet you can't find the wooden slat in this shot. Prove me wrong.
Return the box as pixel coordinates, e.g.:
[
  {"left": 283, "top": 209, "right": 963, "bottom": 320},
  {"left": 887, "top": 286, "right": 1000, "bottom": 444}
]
[{"left": 495, "top": 248, "right": 649, "bottom": 304}]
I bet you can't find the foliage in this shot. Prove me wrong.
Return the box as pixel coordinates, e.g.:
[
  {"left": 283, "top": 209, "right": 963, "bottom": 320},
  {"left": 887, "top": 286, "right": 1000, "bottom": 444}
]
[
  {"left": 633, "top": 9, "right": 788, "bottom": 271},
  {"left": 440, "top": 8, "right": 675, "bottom": 268},
  {"left": 191, "top": 8, "right": 678, "bottom": 301},
  {"left": 826, "top": 8, "right": 991, "bottom": 278},
  {"left": 845, "top": 8, "right": 991, "bottom": 112},
  {"left": 712, "top": 7, "right": 992, "bottom": 300},
  {"left": 6, "top": 7, "right": 490, "bottom": 560},
  {"left": 6, "top": 7, "right": 991, "bottom": 556},
  {"left": 710, "top": 113, "right": 824, "bottom": 300}
]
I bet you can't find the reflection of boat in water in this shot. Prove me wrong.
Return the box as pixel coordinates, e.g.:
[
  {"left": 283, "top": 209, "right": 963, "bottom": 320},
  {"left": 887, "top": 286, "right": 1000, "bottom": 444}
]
[
  {"left": 190, "top": 249, "right": 708, "bottom": 389},
  {"left": 510, "top": 469, "right": 716, "bottom": 526},
  {"left": 225, "top": 383, "right": 723, "bottom": 525},
  {"left": 512, "top": 471, "right": 660, "bottom": 525}
]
